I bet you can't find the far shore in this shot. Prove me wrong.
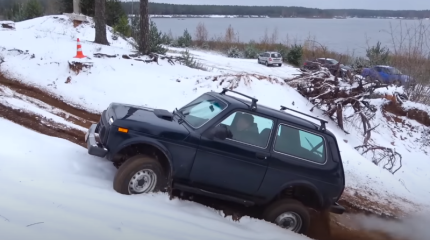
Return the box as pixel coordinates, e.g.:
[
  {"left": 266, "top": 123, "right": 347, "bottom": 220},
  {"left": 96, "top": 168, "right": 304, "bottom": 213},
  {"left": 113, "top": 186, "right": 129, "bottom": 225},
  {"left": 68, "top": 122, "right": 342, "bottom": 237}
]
[{"left": 128, "top": 14, "right": 429, "bottom": 20}]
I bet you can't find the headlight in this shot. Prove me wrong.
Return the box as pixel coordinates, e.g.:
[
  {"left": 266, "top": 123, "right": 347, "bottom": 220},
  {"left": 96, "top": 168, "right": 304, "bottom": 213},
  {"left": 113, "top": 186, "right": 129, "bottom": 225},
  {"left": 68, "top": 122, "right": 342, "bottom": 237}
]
[{"left": 109, "top": 117, "right": 114, "bottom": 124}]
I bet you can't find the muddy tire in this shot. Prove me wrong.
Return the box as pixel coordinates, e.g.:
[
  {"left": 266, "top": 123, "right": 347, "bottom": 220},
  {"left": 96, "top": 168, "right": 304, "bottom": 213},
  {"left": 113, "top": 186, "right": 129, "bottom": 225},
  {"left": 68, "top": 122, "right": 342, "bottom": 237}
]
[
  {"left": 262, "top": 199, "right": 310, "bottom": 234},
  {"left": 113, "top": 154, "right": 167, "bottom": 195}
]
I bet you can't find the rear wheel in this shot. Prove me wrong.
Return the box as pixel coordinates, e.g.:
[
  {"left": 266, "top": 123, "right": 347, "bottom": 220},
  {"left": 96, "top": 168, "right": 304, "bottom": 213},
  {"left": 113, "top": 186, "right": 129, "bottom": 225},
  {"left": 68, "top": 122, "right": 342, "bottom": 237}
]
[
  {"left": 113, "top": 154, "right": 167, "bottom": 195},
  {"left": 262, "top": 199, "right": 310, "bottom": 234},
  {"left": 265, "top": 61, "right": 270, "bottom": 67}
]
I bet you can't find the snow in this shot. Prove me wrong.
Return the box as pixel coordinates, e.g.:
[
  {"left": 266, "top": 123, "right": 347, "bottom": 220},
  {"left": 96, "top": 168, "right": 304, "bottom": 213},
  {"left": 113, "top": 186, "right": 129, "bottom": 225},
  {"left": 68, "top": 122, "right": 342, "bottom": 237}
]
[
  {"left": 0, "top": 118, "right": 310, "bottom": 240},
  {"left": 0, "top": 15, "right": 430, "bottom": 238}
]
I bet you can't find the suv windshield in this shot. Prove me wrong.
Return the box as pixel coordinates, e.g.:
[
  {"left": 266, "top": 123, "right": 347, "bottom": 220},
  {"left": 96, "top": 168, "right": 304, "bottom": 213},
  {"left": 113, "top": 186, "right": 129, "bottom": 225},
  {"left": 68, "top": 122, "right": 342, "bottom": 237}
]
[
  {"left": 179, "top": 94, "right": 227, "bottom": 128},
  {"left": 271, "top": 53, "right": 281, "bottom": 58}
]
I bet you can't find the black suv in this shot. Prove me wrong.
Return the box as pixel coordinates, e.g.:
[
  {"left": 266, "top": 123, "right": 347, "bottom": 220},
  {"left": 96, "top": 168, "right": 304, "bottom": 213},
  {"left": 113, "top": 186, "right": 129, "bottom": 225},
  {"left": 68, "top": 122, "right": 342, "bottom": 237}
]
[{"left": 85, "top": 88, "right": 345, "bottom": 234}]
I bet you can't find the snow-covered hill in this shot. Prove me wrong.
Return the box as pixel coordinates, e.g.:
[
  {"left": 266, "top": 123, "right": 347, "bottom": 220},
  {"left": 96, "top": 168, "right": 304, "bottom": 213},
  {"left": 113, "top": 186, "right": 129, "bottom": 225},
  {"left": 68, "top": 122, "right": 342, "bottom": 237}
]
[
  {"left": 0, "top": 15, "right": 429, "bottom": 239},
  {"left": 0, "top": 118, "right": 310, "bottom": 240}
]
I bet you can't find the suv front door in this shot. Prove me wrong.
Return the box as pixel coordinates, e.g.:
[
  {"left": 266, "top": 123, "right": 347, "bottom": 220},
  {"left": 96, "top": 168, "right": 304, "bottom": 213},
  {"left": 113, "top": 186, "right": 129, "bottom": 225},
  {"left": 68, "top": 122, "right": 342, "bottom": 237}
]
[{"left": 190, "top": 110, "right": 275, "bottom": 195}]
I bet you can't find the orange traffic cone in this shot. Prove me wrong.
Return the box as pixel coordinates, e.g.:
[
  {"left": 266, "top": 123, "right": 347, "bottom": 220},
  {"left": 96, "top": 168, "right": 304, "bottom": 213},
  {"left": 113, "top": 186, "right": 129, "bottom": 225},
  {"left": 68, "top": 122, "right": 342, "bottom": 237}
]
[{"left": 74, "top": 38, "right": 86, "bottom": 59}]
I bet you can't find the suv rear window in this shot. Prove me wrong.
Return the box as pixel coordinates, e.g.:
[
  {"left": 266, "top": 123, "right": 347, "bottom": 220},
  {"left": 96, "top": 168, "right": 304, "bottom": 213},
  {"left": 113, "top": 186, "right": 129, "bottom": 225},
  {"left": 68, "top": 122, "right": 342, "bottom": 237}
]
[
  {"left": 271, "top": 53, "right": 281, "bottom": 58},
  {"left": 274, "top": 124, "right": 326, "bottom": 163}
]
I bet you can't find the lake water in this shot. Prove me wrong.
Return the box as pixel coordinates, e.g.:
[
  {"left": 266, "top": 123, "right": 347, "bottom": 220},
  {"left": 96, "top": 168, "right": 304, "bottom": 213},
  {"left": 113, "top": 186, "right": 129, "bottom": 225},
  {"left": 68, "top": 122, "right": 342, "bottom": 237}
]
[{"left": 151, "top": 18, "right": 428, "bottom": 56}]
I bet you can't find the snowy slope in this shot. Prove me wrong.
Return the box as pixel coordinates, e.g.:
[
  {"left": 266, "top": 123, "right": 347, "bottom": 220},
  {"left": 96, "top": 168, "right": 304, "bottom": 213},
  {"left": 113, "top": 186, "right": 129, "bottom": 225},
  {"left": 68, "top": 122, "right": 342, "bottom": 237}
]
[
  {"left": 0, "top": 118, "right": 310, "bottom": 240},
  {"left": 0, "top": 14, "right": 429, "bottom": 220}
]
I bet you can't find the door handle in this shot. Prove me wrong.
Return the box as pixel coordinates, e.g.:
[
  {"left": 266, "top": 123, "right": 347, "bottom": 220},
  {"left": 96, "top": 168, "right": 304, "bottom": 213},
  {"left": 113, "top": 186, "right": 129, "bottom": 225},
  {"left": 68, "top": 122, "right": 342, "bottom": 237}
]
[{"left": 256, "top": 153, "right": 268, "bottom": 160}]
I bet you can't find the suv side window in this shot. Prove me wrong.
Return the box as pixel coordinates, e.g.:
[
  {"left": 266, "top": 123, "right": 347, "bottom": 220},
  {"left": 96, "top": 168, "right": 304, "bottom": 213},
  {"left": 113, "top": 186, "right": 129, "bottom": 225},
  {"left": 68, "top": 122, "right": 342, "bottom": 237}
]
[
  {"left": 273, "top": 124, "right": 326, "bottom": 164},
  {"left": 219, "top": 111, "right": 274, "bottom": 148}
]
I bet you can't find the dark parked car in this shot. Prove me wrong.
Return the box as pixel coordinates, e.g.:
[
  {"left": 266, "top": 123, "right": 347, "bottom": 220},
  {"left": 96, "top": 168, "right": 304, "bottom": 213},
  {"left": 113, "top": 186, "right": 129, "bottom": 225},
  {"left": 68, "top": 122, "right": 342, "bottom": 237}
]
[
  {"left": 303, "top": 58, "right": 351, "bottom": 77},
  {"left": 85, "top": 88, "right": 346, "bottom": 234},
  {"left": 361, "top": 65, "right": 412, "bottom": 86}
]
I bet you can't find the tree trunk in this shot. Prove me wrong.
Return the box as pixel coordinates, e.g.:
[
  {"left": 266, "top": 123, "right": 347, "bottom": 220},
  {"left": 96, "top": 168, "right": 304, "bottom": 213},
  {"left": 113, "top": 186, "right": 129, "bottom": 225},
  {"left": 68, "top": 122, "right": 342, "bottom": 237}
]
[
  {"left": 94, "top": 0, "right": 109, "bottom": 45},
  {"left": 139, "top": 0, "right": 150, "bottom": 54}
]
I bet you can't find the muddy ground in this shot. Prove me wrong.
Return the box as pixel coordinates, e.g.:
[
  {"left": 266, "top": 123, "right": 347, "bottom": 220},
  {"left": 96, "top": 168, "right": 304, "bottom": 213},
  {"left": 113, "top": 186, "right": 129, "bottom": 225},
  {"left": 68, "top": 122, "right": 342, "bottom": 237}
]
[{"left": 0, "top": 73, "right": 409, "bottom": 240}]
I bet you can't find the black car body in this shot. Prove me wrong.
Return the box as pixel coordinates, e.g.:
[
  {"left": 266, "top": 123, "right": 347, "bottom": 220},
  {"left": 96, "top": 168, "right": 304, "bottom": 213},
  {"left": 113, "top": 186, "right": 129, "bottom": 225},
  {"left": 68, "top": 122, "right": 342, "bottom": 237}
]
[
  {"left": 303, "top": 57, "right": 351, "bottom": 77},
  {"left": 85, "top": 88, "right": 346, "bottom": 234}
]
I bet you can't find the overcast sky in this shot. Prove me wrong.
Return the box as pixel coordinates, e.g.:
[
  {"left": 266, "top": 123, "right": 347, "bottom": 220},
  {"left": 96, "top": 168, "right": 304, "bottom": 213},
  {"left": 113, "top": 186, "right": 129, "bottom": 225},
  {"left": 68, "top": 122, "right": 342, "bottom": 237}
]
[{"left": 146, "top": 0, "right": 430, "bottom": 11}]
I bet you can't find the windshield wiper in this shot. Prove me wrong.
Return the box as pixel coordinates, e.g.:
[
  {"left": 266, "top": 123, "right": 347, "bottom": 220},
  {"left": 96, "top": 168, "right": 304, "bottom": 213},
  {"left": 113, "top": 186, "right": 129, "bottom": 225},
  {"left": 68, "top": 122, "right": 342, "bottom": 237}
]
[
  {"left": 174, "top": 108, "right": 187, "bottom": 124},
  {"left": 173, "top": 108, "right": 182, "bottom": 117}
]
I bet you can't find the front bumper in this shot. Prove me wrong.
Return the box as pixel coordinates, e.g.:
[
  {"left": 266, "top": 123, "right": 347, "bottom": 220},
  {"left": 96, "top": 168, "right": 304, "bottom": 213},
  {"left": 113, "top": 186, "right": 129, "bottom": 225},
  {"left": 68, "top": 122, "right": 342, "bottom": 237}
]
[
  {"left": 330, "top": 202, "right": 345, "bottom": 214},
  {"left": 85, "top": 123, "right": 108, "bottom": 157}
]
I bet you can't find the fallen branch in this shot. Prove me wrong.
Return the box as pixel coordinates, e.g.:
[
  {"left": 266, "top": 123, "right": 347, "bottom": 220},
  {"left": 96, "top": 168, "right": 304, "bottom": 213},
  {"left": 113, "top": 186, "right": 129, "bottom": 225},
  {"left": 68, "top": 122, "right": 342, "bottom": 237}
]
[
  {"left": 26, "top": 222, "right": 44, "bottom": 227},
  {"left": 93, "top": 53, "right": 117, "bottom": 58},
  {"left": 355, "top": 144, "right": 402, "bottom": 174},
  {"left": 68, "top": 61, "right": 93, "bottom": 75}
]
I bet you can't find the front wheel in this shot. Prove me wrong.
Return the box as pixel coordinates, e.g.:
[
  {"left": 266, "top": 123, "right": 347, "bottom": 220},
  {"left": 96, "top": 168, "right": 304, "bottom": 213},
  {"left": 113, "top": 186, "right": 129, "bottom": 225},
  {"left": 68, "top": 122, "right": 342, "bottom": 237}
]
[
  {"left": 113, "top": 154, "right": 167, "bottom": 195},
  {"left": 262, "top": 199, "right": 310, "bottom": 234}
]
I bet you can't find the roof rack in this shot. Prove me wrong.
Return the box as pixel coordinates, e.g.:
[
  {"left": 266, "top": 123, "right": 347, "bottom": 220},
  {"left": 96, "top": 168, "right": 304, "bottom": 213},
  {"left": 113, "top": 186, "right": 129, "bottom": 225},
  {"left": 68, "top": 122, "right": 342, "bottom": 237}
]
[
  {"left": 220, "top": 88, "right": 258, "bottom": 111},
  {"left": 280, "top": 105, "right": 328, "bottom": 131}
]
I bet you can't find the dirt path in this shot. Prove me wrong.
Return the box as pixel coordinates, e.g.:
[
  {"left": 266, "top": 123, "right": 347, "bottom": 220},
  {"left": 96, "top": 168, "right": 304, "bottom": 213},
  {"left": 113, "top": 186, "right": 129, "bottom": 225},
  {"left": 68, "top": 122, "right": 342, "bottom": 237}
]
[
  {"left": 0, "top": 103, "right": 86, "bottom": 147},
  {"left": 0, "top": 72, "right": 101, "bottom": 147},
  {"left": 0, "top": 72, "right": 411, "bottom": 240},
  {"left": 0, "top": 72, "right": 100, "bottom": 123}
]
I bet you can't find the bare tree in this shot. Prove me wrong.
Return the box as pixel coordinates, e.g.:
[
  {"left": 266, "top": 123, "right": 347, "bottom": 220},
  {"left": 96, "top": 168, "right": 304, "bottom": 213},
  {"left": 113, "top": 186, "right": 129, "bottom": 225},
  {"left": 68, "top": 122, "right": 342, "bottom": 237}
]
[
  {"left": 194, "top": 22, "right": 208, "bottom": 46},
  {"left": 139, "top": 0, "right": 150, "bottom": 54},
  {"left": 94, "top": 0, "right": 109, "bottom": 45}
]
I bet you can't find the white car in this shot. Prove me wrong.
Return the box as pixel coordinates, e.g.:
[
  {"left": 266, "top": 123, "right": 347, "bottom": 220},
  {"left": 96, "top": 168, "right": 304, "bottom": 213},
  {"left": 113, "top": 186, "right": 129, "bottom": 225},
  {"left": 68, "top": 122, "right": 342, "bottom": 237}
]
[{"left": 257, "top": 51, "right": 283, "bottom": 67}]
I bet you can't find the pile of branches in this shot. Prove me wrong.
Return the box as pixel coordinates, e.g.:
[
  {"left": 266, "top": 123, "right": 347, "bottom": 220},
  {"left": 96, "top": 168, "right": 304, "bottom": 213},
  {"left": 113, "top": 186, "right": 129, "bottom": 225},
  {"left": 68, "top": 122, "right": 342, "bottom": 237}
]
[{"left": 288, "top": 66, "right": 405, "bottom": 174}]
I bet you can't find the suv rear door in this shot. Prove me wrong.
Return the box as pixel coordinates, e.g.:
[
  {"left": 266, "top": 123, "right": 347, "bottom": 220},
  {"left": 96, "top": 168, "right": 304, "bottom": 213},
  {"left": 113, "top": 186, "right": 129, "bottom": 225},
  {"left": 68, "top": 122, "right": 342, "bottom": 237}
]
[
  {"left": 257, "top": 122, "right": 343, "bottom": 198},
  {"left": 190, "top": 110, "right": 276, "bottom": 195},
  {"left": 270, "top": 53, "right": 282, "bottom": 63}
]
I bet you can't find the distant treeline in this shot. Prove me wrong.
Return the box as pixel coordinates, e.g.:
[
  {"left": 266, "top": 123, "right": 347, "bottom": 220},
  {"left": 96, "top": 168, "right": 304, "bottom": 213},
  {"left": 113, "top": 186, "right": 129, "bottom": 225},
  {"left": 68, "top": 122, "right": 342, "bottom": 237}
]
[{"left": 121, "top": 2, "right": 430, "bottom": 19}]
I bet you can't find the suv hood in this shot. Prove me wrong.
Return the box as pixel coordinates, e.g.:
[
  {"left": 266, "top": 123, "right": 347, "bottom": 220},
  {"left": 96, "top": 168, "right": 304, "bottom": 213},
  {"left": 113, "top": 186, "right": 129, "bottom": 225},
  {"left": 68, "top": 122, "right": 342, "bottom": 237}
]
[{"left": 108, "top": 102, "right": 190, "bottom": 141}]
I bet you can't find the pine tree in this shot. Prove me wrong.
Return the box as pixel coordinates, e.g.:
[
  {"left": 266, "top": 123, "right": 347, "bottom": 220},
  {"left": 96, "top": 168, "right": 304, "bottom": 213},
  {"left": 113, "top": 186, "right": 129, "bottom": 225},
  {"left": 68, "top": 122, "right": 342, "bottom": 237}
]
[
  {"left": 106, "top": 0, "right": 125, "bottom": 26},
  {"left": 94, "top": 0, "right": 109, "bottom": 45},
  {"left": 139, "top": 0, "right": 150, "bottom": 54},
  {"left": 148, "top": 21, "right": 167, "bottom": 54},
  {"left": 80, "top": 0, "right": 94, "bottom": 16},
  {"left": 113, "top": 14, "right": 131, "bottom": 37},
  {"left": 24, "top": 0, "right": 43, "bottom": 20},
  {"left": 59, "top": 0, "right": 72, "bottom": 13},
  {"left": 7, "top": 2, "right": 26, "bottom": 21}
]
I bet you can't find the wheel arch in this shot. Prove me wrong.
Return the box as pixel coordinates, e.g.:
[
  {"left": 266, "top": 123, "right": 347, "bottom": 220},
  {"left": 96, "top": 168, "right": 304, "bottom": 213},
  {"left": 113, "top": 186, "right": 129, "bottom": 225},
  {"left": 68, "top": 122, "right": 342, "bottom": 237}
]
[
  {"left": 271, "top": 180, "right": 325, "bottom": 211},
  {"left": 110, "top": 136, "right": 173, "bottom": 176}
]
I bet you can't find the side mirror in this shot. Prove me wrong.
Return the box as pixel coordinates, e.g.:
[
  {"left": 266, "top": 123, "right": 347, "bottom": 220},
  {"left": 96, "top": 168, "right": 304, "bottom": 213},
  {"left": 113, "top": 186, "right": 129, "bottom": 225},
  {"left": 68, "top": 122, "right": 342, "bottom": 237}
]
[{"left": 207, "top": 124, "right": 232, "bottom": 140}]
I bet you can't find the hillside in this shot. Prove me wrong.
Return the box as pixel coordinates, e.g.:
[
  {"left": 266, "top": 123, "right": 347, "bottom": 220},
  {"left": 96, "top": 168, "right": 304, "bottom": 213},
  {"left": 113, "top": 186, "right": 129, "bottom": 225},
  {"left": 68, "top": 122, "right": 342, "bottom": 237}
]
[{"left": 0, "top": 15, "right": 429, "bottom": 240}]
